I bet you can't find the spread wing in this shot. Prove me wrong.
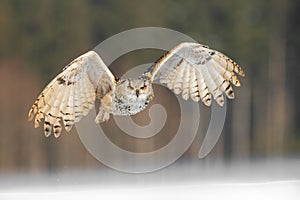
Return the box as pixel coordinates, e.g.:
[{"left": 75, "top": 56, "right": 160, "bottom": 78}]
[
  {"left": 28, "top": 51, "right": 116, "bottom": 138},
  {"left": 146, "top": 42, "right": 245, "bottom": 106}
]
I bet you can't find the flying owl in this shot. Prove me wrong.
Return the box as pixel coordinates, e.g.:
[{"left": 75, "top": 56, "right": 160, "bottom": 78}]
[{"left": 28, "top": 42, "right": 245, "bottom": 138}]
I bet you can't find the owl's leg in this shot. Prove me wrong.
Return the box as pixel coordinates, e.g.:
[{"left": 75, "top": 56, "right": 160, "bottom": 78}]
[
  {"left": 95, "top": 93, "right": 113, "bottom": 123},
  {"left": 95, "top": 107, "right": 110, "bottom": 123}
]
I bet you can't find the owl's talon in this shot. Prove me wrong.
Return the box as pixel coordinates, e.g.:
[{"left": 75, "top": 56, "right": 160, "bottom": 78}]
[{"left": 95, "top": 109, "right": 110, "bottom": 123}]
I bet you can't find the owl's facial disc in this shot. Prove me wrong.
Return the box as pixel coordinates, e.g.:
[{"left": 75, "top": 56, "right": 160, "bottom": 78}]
[{"left": 117, "top": 79, "right": 152, "bottom": 101}]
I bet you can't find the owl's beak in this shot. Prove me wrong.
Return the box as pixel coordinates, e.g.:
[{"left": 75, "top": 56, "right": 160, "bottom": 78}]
[{"left": 136, "top": 89, "right": 140, "bottom": 97}]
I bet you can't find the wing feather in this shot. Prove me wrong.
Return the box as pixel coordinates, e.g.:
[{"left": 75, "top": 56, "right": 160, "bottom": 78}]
[
  {"left": 181, "top": 62, "right": 190, "bottom": 100},
  {"left": 189, "top": 67, "right": 198, "bottom": 101},
  {"left": 196, "top": 69, "right": 211, "bottom": 106},
  {"left": 61, "top": 76, "right": 75, "bottom": 133},
  {"left": 173, "top": 63, "right": 185, "bottom": 94},
  {"left": 206, "top": 62, "right": 225, "bottom": 105},
  {"left": 28, "top": 51, "right": 116, "bottom": 137},
  {"left": 147, "top": 42, "right": 245, "bottom": 106}
]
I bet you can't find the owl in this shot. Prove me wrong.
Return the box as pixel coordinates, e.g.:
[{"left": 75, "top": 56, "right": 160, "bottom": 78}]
[{"left": 28, "top": 42, "right": 245, "bottom": 138}]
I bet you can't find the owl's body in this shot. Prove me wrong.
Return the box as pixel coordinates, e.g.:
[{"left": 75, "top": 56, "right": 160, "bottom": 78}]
[
  {"left": 96, "top": 78, "right": 154, "bottom": 122},
  {"left": 28, "top": 42, "right": 245, "bottom": 138}
]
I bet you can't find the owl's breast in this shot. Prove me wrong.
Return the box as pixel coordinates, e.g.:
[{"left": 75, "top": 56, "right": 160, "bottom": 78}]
[{"left": 112, "top": 96, "right": 152, "bottom": 116}]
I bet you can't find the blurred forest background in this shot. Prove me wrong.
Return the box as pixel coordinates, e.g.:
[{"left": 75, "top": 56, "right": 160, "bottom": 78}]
[{"left": 0, "top": 0, "right": 299, "bottom": 174}]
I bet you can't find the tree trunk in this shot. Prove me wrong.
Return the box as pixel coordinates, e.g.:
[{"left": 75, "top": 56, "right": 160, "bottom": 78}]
[{"left": 266, "top": 0, "right": 287, "bottom": 154}]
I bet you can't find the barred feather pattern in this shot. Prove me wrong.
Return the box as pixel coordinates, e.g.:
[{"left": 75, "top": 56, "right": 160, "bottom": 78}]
[
  {"left": 148, "top": 42, "right": 245, "bottom": 106},
  {"left": 28, "top": 51, "right": 116, "bottom": 137}
]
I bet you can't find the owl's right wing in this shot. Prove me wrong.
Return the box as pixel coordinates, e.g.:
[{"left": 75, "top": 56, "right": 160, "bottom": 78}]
[
  {"left": 146, "top": 42, "right": 245, "bottom": 106},
  {"left": 28, "top": 51, "right": 116, "bottom": 138}
]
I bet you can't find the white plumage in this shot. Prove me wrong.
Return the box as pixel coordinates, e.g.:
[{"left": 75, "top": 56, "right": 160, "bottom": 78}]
[{"left": 28, "top": 42, "right": 245, "bottom": 138}]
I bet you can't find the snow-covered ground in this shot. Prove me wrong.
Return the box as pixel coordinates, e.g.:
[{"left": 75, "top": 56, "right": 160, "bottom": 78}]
[{"left": 1, "top": 158, "right": 300, "bottom": 200}]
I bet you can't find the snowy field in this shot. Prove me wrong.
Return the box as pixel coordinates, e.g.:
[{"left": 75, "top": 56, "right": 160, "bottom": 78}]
[{"left": 1, "top": 158, "right": 299, "bottom": 200}]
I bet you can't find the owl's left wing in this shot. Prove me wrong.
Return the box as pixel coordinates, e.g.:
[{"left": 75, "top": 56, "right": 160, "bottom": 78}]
[
  {"left": 146, "top": 42, "right": 245, "bottom": 106},
  {"left": 28, "top": 51, "right": 116, "bottom": 138}
]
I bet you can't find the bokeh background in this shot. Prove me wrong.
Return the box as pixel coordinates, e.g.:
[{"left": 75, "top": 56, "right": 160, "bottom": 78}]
[{"left": 0, "top": 0, "right": 299, "bottom": 181}]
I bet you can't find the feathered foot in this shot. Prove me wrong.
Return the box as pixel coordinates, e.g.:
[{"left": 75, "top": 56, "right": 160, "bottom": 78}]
[{"left": 95, "top": 107, "right": 110, "bottom": 123}]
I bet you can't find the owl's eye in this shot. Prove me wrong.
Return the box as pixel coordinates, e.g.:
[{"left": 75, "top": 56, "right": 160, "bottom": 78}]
[
  {"left": 140, "top": 85, "right": 147, "bottom": 90},
  {"left": 127, "top": 85, "right": 134, "bottom": 90}
]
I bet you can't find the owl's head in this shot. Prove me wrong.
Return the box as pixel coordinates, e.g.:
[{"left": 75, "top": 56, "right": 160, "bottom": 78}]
[{"left": 116, "top": 78, "right": 153, "bottom": 102}]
